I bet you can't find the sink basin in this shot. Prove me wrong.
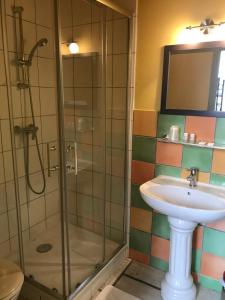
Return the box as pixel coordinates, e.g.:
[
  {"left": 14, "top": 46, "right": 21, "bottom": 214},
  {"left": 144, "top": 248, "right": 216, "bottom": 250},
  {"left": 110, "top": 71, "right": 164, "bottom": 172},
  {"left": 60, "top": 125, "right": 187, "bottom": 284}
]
[
  {"left": 140, "top": 175, "right": 225, "bottom": 224},
  {"left": 140, "top": 176, "right": 225, "bottom": 300}
]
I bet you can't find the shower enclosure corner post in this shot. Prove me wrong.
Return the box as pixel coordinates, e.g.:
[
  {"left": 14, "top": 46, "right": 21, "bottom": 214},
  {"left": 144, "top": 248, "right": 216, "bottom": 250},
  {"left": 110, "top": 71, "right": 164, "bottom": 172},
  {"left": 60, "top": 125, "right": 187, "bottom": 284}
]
[
  {"left": 124, "top": 15, "right": 135, "bottom": 248},
  {"left": 0, "top": 0, "right": 24, "bottom": 271},
  {"left": 54, "top": 0, "right": 71, "bottom": 297}
]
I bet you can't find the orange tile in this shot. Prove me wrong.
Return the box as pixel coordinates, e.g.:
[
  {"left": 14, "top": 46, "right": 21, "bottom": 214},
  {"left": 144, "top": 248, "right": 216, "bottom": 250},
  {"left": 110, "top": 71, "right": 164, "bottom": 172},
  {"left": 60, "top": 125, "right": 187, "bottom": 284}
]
[
  {"left": 207, "top": 219, "right": 225, "bottom": 232},
  {"left": 156, "top": 142, "right": 183, "bottom": 167},
  {"left": 133, "top": 110, "right": 158, "bottom": 137},
  {"left": 129, "top": 248, "right": 149, "bottom": 265},
  {"left": 151, "top": 235, "right": 170, "bottom": 261},
  {"left": 185, "top": 116, "right": 216, "bottom": 143},
  {"left": 201, "top": 252, "right": 225, "bottom": 280},
  {"left": 130, "top": 207, "right": 152, "bottom": 233},
  {"left": 193, "top": 226, "right": 203, "bottom": 249},
  {"left": 131, "top": 160, "right": 155, "bottom": 184},
  {"left": 181, "top": 169, "right": 210, "bottom": 183},
  {"left": 212, "top": 149, "right": 225, "bottom": 175}
]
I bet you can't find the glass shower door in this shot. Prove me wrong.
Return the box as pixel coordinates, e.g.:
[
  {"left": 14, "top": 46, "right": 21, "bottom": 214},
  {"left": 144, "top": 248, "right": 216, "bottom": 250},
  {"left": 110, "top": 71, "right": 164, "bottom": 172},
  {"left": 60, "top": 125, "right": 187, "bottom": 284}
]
[
  {"left": 61, "top": 0, "right": 106, "bottom": 292},
  {"left": 60, "top": 0, "right": 129, "bottom": 295}
]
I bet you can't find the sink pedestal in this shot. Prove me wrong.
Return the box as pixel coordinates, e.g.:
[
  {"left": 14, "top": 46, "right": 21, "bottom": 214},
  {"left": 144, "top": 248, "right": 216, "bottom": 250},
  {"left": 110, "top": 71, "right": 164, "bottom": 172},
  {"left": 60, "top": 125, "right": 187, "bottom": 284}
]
[{"left": 161, "top": 217, "right": 197, "bottom": 300}]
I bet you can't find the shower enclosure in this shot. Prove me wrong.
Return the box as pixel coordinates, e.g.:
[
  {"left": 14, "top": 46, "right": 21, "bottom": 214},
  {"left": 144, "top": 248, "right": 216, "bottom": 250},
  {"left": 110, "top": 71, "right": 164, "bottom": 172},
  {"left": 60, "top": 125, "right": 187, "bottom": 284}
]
[{"left": 0, "top": 0, "right": 131, "bottom": 299}]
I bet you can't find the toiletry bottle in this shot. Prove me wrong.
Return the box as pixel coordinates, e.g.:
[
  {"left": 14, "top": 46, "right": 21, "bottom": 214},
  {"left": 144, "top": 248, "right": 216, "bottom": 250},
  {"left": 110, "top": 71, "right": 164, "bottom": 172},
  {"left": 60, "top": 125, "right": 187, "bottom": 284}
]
[
  {"left": 221, "top": 271, "right": 225, "bottom": 300},
  {"left": 189, "top": 133, "right": 196, "bottom": 143}
]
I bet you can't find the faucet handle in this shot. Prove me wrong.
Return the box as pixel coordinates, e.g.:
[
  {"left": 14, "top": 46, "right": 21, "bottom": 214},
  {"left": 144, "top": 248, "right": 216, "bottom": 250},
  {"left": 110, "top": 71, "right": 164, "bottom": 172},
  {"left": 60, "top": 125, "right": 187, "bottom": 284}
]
[
  {"left": 187, "top": 167, "right": 199, "bottom": 176},
  {"left": 189, "top": 167, "right": 199, "bottom": 171}
]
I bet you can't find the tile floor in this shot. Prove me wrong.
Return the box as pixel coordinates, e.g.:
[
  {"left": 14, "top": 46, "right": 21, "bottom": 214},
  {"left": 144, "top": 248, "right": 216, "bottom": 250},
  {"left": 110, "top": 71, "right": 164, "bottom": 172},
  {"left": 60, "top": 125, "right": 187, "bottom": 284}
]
[{"left": 115, "top": 261, "right": 221, "bottom": 300}]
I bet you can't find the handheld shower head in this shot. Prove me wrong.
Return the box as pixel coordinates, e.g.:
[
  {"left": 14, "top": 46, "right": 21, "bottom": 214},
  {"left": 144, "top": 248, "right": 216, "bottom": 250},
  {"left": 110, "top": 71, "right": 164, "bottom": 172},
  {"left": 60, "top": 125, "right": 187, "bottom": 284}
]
[
  {"left": 38, "top": 38, "right": 48, "bottom": 47},
  {"left": 28, "top": 38, "right": 48, "bottom": 65}
]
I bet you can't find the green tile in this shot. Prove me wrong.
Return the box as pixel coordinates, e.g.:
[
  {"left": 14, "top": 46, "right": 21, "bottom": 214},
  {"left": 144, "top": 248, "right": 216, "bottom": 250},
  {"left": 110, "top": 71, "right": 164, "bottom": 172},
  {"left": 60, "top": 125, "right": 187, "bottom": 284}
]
[
  {"left": 157, "top": 114, "right": 185, "bottom": 138},
  {"left": 203, "top": 227, "right": 225, "bottom": 258},
  {"left": 150, "top": 256, "right": 169, "bottom": 272},
  {"left": 199, "top": 275, "right": 222, "bottom": 292},
  {"left": 215, "top": 118, "right": 225, "bottom": 145},
  {"left": 210, "top": 174, "right": 225, "bottom": 187},
  {"left": 152, "top": 213, "right": 170, "bottom": 239},
  {"left": 132, "top": 136, "right": 156, "bottom": 163},
  {"left": 192, "top": 249, "right": 201, "bottom": 273},
  {"left": 130, "top": 228, "right": 151, "bottom": 254},
  {"left": 131, "top": 184, "right": 152, "bottom": 211},
  {"left": 182, "top": 146, "right": 213, "bottom": 172},
  {"left": 155, "top": 164, "right": 181, "bottom": 178}
]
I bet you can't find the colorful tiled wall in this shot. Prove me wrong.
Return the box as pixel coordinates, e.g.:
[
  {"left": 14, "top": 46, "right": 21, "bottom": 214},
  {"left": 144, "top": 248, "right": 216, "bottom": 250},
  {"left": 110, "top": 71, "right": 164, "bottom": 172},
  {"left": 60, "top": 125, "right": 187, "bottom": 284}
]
[{"left": 130, "top": 110, "right": 225, "bottom": 292}]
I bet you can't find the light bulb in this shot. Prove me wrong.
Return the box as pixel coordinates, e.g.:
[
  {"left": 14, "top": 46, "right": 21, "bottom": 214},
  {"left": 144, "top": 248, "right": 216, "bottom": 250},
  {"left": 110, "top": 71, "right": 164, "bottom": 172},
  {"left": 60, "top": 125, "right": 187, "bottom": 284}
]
[{"left": 68, "top": 42, "right": 79, "bottom": 54}]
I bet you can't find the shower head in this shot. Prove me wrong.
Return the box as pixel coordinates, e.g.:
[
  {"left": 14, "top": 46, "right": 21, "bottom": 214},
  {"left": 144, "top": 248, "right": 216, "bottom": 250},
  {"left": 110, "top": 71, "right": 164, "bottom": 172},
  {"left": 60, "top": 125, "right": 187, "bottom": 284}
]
[{"left": 28, "top": 38, "right": 48, "bottom": 65}]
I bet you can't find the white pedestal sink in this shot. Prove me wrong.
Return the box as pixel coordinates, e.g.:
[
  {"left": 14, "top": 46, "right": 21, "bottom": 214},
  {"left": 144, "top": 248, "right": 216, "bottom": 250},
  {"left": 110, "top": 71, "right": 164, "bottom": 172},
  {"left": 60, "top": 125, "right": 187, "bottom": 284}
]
[{"left": 140, "top": 176, "right": 225, "bottom": 300}]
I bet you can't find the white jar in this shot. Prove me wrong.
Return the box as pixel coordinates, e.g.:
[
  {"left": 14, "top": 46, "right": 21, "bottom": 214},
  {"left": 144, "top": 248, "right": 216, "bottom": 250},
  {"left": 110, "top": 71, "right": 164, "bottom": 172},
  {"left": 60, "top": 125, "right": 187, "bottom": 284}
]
[
  {"left": 189, "top": 133, "right": 196, "bottom": 143},
  {"left": 183, "top": 132, "right": 189, "bottom": 143},
  {"left": 169, "top": 125, "right": 179, "bottom": 142}
]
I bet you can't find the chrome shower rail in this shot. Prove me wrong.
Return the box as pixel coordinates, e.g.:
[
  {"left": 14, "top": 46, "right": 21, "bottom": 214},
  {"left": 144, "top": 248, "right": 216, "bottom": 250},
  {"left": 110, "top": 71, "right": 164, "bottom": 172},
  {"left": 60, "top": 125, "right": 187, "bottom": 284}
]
[{"left": 13, "top": 5, "right": 47, "bottom": 195}]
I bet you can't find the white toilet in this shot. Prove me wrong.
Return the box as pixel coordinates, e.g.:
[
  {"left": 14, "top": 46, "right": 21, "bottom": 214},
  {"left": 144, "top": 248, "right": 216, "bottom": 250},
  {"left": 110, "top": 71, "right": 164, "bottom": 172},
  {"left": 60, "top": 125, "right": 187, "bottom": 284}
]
[{"left": 0, "top": 259, "right": 24, "bottom": 300}]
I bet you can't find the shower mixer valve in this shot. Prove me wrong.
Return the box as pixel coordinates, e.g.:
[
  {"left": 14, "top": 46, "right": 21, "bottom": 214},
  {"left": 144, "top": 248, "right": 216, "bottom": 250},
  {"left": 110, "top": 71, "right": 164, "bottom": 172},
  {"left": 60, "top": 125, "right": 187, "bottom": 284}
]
[{"left": 14, "top": 124, "right": 39, "bottom": 140}]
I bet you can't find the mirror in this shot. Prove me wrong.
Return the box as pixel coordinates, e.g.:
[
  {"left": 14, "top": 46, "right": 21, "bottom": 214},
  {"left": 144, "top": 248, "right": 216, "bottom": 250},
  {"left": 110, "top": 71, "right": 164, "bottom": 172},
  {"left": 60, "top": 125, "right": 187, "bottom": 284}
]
[{"left": 161, "top": 40, "right": 225, "bottom": 116}]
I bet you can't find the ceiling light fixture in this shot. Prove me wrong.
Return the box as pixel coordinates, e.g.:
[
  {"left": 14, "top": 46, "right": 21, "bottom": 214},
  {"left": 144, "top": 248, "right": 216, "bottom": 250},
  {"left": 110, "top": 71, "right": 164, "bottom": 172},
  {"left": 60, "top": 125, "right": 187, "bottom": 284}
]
[{"left": 186, "top": 18, "right": 225, "bottom": 35}]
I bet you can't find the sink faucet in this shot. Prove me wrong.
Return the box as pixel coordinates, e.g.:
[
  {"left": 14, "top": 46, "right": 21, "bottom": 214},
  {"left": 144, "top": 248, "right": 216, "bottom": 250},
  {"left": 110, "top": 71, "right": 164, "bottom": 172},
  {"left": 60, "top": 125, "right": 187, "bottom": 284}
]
[{"left": 186, "top": 167, "right": 199, "bottom": 187}]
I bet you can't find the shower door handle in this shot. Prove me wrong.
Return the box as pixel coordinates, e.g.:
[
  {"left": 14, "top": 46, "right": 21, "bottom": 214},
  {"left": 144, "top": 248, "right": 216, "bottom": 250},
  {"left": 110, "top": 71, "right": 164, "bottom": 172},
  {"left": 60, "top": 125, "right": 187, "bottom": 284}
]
[
  {"left": 47, "top": 143, "right": 58, "bottom": 177},
  {"left": 65, "top": 142, "right": 78, "bottom": 175}
]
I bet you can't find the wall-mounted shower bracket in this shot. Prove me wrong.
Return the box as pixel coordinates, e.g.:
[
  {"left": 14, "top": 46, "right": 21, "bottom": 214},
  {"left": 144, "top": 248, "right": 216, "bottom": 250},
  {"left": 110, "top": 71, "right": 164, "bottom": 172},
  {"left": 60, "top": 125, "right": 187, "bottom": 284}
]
[
  {"left": 17, "top": 58, "right": 30, "bottom": 66},
  {"left": 12, "top": 6, "right": 24, "bottom": 14},
  {"left": 50, "top": 165, "right": 60, "bottom": 172},
  {"left": 17, "top": 82, "right": 30, "bottom": 89}
]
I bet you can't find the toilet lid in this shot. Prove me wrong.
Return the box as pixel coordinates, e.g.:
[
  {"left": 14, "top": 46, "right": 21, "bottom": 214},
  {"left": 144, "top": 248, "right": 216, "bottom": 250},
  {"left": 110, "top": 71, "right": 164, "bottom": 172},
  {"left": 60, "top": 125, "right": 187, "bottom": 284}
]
[{"left": 0, "top": 259, "right": 24, "bottom": 299}]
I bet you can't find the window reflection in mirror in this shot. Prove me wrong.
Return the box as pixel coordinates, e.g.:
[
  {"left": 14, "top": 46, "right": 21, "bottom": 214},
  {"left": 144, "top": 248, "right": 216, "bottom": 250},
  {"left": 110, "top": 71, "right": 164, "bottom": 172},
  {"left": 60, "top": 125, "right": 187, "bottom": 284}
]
[{"left": 217, "top": 50, "right": 225, "bottom": 111}]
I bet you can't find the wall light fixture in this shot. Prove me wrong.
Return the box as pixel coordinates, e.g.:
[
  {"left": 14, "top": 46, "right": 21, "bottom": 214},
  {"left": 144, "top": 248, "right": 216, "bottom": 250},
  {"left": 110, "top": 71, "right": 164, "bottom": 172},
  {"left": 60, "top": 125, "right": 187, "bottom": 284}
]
[
  {"left": 186, "top": 18, "right": 225, "bottom": 35},
  {"left": 61, "top": 41, "right": 80, "bottom": 54},
  {"left": 68, "top": 42, "right": 79, "bottom": 54}
]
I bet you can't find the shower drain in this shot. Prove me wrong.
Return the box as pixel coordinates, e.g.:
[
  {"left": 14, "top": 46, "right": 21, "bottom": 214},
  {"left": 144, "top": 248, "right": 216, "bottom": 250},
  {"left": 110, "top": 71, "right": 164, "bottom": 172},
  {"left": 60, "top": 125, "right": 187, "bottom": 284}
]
[{"left": 36, "top": 243, "right": 53, "bottom": 253}]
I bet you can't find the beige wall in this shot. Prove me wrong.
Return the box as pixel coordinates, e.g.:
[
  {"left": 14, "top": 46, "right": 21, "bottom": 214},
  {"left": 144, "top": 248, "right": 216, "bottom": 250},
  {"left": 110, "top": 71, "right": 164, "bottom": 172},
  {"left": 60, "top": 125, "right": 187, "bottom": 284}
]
[{"left": 135, "top": 0, "right": 225, "bottom": 111}]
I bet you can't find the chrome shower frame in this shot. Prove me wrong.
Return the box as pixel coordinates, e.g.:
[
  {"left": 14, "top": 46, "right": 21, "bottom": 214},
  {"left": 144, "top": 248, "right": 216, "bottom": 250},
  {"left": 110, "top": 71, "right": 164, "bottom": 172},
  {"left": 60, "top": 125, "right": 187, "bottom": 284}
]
[{"left": 0, "top": 0, "right": 25, "bottom": 271}]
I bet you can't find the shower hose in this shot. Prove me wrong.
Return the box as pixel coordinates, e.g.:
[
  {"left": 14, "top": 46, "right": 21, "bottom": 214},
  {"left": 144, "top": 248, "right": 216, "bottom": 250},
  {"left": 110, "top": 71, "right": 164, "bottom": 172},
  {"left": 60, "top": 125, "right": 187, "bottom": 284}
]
[{"left": 23, "top": 66, "right": 46, "bottom": 194}]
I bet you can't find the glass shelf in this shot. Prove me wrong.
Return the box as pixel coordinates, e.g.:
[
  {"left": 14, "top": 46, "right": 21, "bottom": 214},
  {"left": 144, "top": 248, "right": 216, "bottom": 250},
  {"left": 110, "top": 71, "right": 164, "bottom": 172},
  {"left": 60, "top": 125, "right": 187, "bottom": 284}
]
[{"left": 157, "top": 137, "right": 225, "bottom": 150}]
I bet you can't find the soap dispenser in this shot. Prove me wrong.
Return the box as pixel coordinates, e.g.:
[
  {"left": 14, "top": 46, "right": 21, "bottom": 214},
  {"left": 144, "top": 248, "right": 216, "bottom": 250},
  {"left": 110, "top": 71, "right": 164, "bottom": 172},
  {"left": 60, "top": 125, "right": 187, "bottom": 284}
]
[{"left": 221, "top": 271, "right": 225, "bottom": 300}]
